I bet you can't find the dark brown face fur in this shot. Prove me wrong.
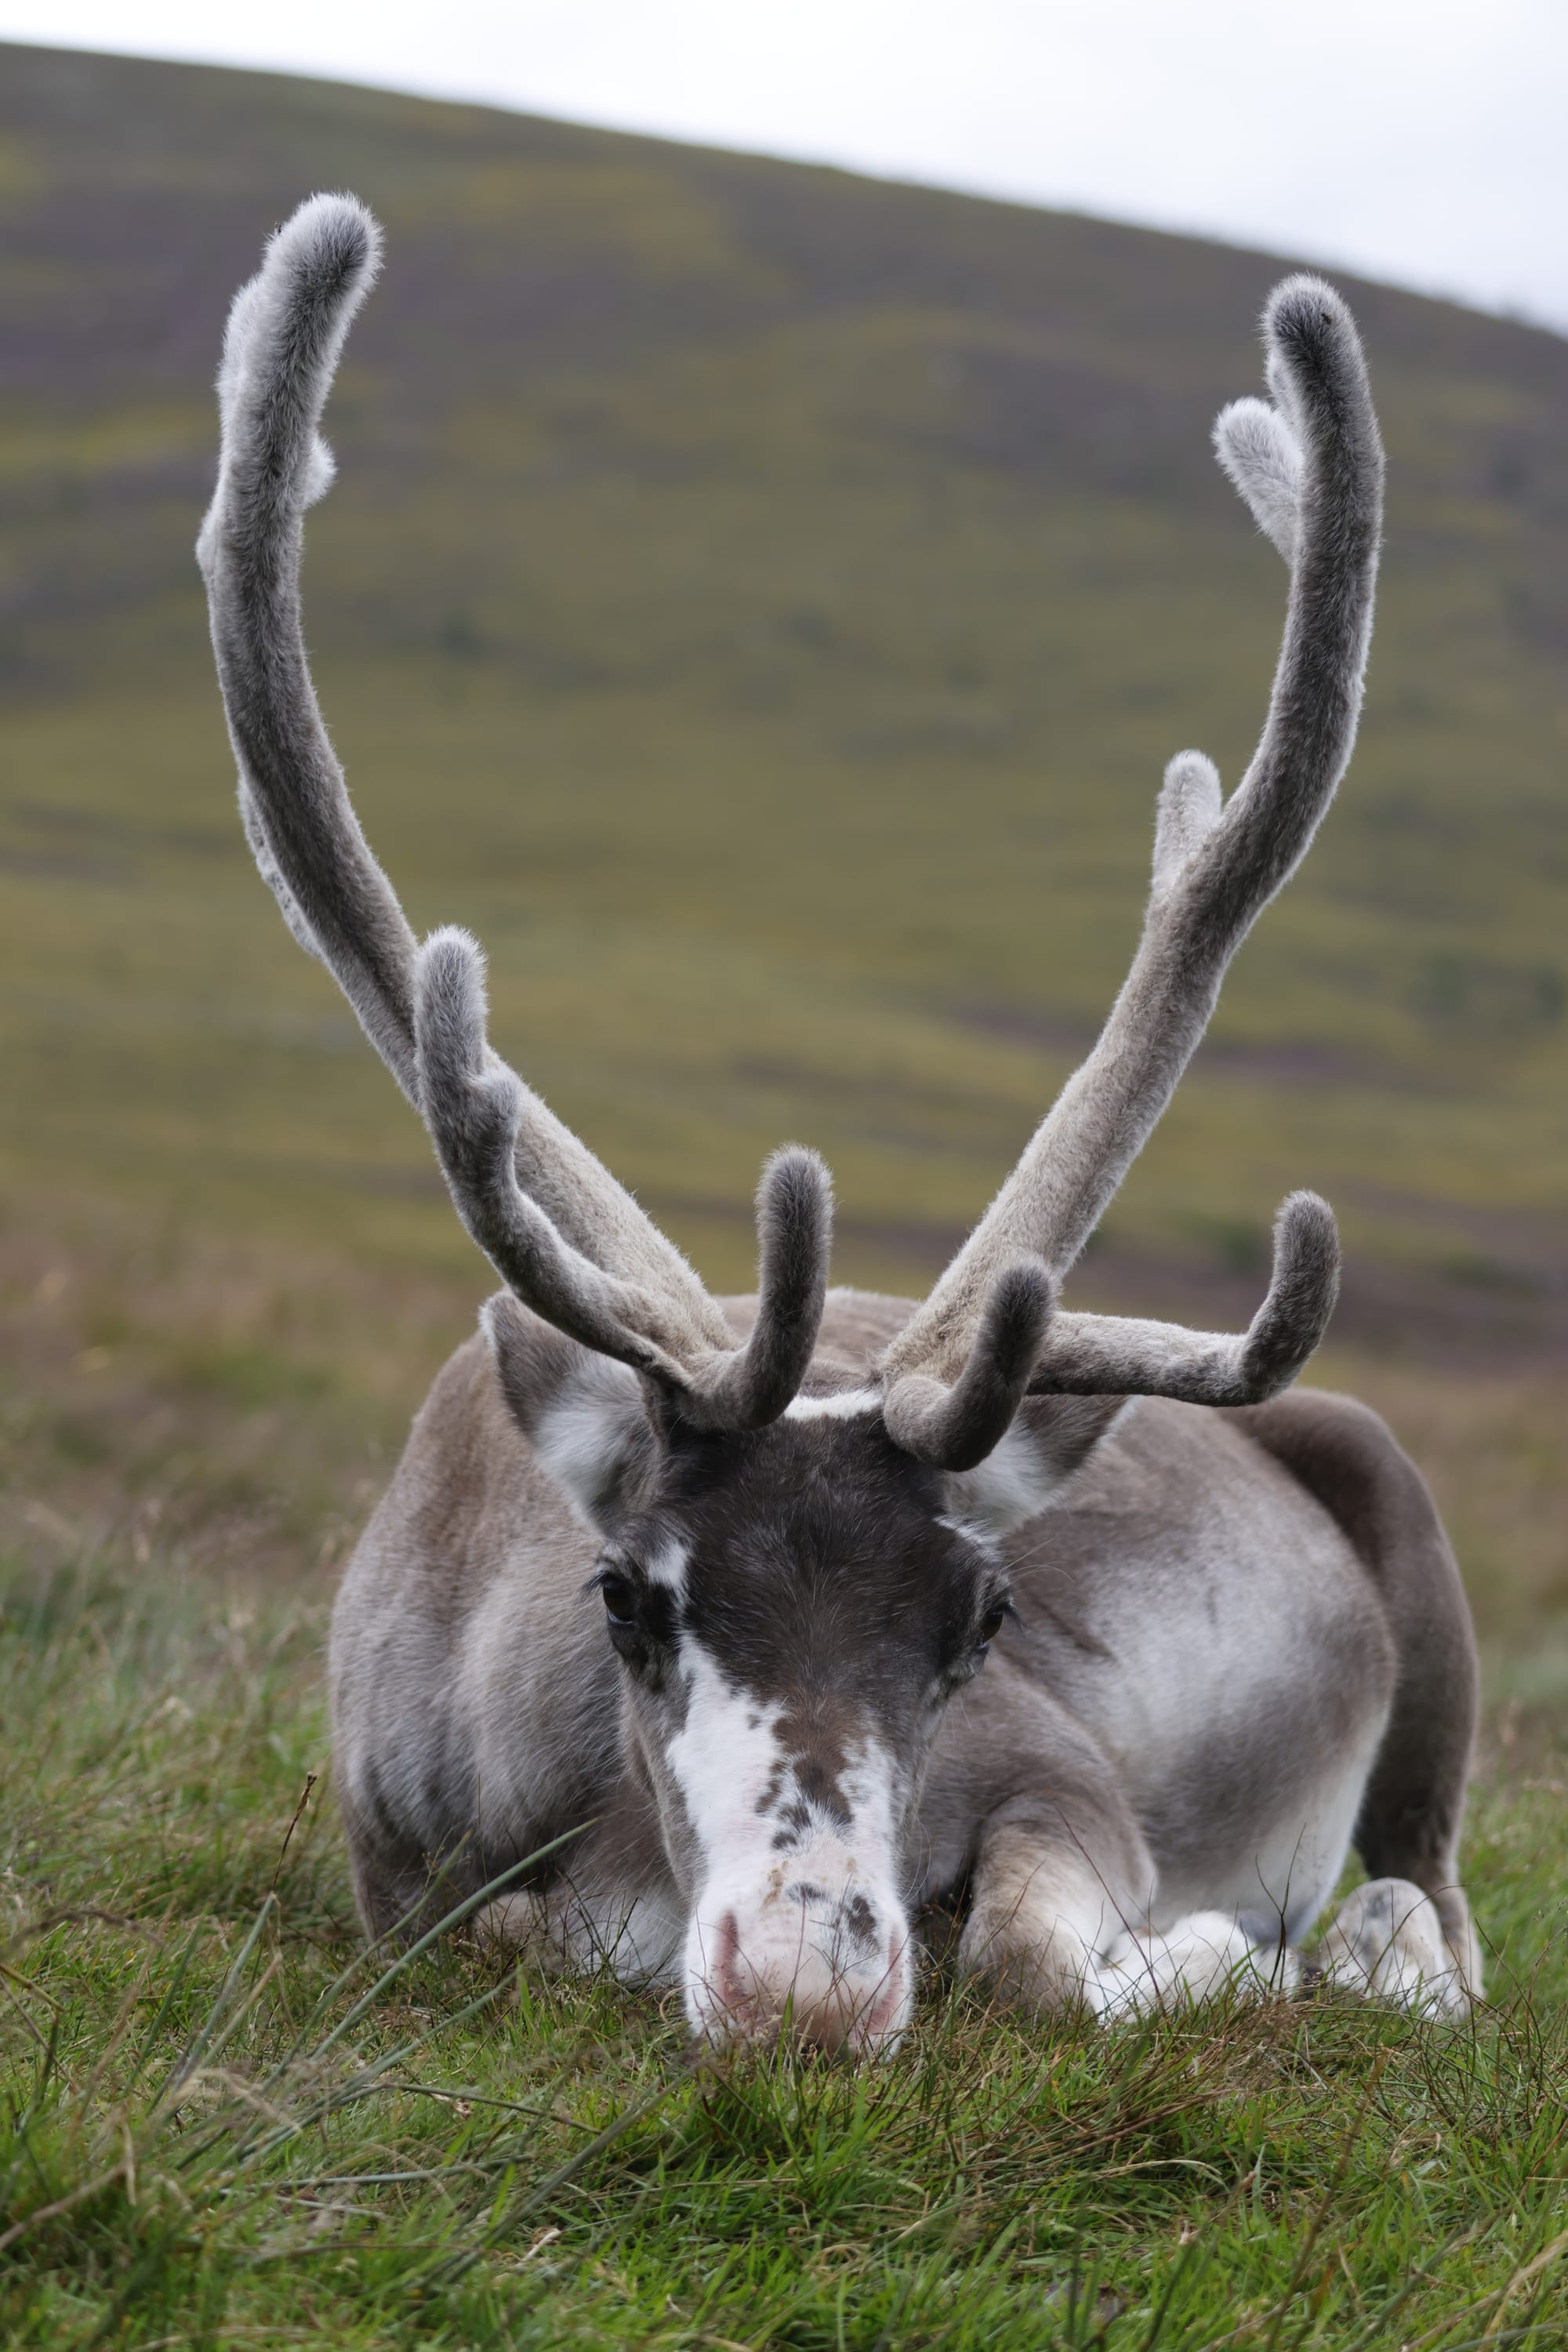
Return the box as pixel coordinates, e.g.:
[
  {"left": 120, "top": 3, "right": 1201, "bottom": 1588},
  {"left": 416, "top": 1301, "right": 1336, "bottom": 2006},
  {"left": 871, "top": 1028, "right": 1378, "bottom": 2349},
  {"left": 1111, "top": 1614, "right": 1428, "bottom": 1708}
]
[{"left": 593, "top": 1414, "right": 1011, "bottom": 1772}]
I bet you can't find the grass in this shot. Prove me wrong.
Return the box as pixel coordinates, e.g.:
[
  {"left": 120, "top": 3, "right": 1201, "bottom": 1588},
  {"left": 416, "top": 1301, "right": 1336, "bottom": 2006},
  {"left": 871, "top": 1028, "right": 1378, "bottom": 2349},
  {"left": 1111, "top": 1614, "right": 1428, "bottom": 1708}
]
[
  {"left": 2, "top": 36, "right": 1567, "bottom": 2347},
  {"left": 2, "top": 1559, "right": 1566, "bottom": 2349}
]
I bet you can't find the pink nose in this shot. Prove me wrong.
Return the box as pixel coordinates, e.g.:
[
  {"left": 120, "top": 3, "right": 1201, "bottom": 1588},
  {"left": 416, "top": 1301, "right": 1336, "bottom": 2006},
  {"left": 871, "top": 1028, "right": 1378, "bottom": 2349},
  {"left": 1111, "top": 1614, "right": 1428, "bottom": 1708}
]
[{"left": 706, "top": 1907, "right": 908, "bottom": 2053}]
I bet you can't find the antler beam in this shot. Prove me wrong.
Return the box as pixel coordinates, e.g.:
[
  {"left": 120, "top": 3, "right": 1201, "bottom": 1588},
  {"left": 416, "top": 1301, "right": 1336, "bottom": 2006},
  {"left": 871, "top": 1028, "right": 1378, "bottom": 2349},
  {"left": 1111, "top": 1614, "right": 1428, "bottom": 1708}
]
[
  {"left": 881, "top": 276, "right": 1382, "bottom": 1460},
  {"left": 198, "top": 194, "right": 830, "bottom": 1428}
]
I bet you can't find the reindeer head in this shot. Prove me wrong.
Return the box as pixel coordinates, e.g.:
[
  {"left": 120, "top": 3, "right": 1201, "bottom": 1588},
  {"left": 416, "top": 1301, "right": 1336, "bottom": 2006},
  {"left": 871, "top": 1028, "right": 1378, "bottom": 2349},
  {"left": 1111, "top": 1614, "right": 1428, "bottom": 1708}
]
[{"left": 199, "top": 196, "right": 1381, "bottom": 2052}]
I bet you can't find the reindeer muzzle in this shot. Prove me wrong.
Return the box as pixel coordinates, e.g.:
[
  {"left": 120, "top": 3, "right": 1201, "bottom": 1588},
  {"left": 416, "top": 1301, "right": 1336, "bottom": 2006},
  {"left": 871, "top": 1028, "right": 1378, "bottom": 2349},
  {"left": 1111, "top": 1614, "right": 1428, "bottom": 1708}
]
[{"left": 684, "top": 1875, "right": 912, "bottom": 2053}]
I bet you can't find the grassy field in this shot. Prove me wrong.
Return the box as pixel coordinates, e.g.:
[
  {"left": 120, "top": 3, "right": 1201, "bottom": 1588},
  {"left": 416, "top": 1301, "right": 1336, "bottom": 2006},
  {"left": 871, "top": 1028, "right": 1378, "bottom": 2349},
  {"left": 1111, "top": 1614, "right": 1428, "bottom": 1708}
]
[
  {"left": 2, "top": 37, "right": 1566, "bottom": 2349},
  {"left": 2, "top": 1545, "right": 1566, "bottom": 2347}
]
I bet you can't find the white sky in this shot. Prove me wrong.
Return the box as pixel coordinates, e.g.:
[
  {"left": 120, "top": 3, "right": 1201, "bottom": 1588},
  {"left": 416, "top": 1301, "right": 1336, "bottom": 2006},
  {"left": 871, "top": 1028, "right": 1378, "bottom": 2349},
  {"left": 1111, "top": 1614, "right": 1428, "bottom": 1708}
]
[{"left": 5, "top": 0, "right": 1567, "bottom": 331}]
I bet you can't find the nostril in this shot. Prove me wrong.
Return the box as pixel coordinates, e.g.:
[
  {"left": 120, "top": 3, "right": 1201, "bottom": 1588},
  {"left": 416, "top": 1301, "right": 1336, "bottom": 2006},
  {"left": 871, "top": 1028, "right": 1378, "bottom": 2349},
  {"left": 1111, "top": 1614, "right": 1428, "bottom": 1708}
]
[
  {"left": 783, "top": 1882, "right": 881, "bottom": 1959},
  {"left": 837, "top": 1889, "right": 881, "bottom": 1958},
  {"left": 691, "top": 1900, "right": 912, "bottom": 2053}
]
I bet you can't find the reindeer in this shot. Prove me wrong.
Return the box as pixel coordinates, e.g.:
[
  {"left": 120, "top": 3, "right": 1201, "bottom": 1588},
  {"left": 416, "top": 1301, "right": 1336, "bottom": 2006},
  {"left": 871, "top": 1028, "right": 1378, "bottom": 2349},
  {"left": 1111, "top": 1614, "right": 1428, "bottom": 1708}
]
[{"left": 198, "top": 195, "right": 1482, "bottom": 2053}]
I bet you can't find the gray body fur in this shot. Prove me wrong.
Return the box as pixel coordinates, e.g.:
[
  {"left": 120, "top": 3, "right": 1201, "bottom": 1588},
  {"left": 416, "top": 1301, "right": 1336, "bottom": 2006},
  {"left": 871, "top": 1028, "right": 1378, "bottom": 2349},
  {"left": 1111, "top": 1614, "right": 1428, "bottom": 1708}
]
[{"left": 200, "top": 197, "right": 1483, "bottom": 2045}]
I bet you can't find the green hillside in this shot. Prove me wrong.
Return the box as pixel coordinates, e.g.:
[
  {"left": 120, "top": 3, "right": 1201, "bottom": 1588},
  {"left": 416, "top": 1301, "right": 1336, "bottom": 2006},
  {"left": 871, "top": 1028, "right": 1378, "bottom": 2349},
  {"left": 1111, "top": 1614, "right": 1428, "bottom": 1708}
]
[
  {"left": 0, "top": 42, "right": 1565, "bottom": 1632},
  {"left": 3, "top": 40, "right": 1566, "bottom": 1323}
]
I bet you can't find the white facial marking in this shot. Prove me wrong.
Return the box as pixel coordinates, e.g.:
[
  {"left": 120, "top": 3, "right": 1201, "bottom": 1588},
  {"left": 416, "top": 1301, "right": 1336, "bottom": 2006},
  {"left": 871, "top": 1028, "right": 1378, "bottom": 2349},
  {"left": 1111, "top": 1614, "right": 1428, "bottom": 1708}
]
[
  {"left": 782, "top": 1387, "right": 883, "bottom": 1422},
  {"left": 664, "top": 1642, "right": 787, "bottom": 1860},
  {"left": 948, "top": 1420, "right": 1061, "bottom": 1531},
  {"left": 641, "top": 1537, "right": 689, "bottom": 1593},
  {"left": 663, "top": 1638, "right": 913, "bottom": 2048},
  {"left": 935, "top": 1513, "right": 1004, "bottom": 1561}
]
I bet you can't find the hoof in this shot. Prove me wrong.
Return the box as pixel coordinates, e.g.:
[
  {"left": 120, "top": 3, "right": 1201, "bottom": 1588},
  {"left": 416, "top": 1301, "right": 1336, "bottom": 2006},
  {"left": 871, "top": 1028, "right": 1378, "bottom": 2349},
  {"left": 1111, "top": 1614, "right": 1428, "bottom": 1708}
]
[{"left": 1317, "top": 1878, "right": 1470, "bottom": 2016}]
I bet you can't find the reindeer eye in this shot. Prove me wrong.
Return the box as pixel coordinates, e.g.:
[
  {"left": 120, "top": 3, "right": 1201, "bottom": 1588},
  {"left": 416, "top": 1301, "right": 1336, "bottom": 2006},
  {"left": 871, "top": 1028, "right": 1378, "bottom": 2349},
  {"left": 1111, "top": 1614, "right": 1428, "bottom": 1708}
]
[
  {"left": 975, "top": 1602, "right": 1008, "bottom": 1648},
  {"left": 598, "top": 1572, "right": 637, "bottom": 1628}
]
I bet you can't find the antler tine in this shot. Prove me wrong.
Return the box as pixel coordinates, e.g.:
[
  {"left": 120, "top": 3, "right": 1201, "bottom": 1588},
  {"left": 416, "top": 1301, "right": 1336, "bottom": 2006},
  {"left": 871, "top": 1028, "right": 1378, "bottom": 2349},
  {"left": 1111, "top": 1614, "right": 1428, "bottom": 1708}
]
[
  {"left": 882, "top": 275, "right": 1382, "bottom": 1432},
  {"left": 1025, "top": 1191, "right": 1341, "bottom": 1403},
  {"left": 882, "top": 1260, "right": 1056, "bottom": 1472},
  {"left": 415, "top": 927, "right": 834, "bottom": 1420},
  {"left": 201, "top": 195, "right": 833, "bottom": 1422},
  {"left": 690, "top": 1145, "right": 835, "bottom": 1430},
  {"left": 882, "top": 1199, "right": 1335, "bottom": 1469},
  {"left": 412, "top": 927, "right": 699, "bottom": 1375}
]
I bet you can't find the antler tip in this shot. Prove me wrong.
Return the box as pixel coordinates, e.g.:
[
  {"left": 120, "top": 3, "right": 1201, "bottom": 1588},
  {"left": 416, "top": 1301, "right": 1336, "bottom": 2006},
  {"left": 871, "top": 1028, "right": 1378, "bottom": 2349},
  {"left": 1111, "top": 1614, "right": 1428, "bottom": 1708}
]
[
  {"left": 1152, "top": 750, "right": 1223, "bottom": 882},
  {"left": 1274, "top": 1188, "right": 1341, "bottom": 1306},
  {"left": 418, "top": 920, "right": 485, "bottom": 982},
  {"left": 757, "top": 1142, "right": 833, "bottom": 1265},
  {"left": 413, "top": 924, "right": 491, "bottom": 1098},
  {"left": 1230, "top": 1189, "right": 1341, "bottom": 1400},
  {"left": 759, "top": 1140, "right": 833, "bottom": 1261},
  {"left": 985, "top": 1255, "right": 1056, "bottom": 1364},
  {"left": 1262, "top": 271, "right": 1349, "bottom": 349},
  {"left": 208, "top": 192, "right": 385, "bottom": 538},
  {"left": 1274, "top": 1185, "right": 1339, "bottom": 1260},
  {"left": 266, "top": 190, "right": 383, "bottom": 294},
  {"left": 1260, "top": 274, "right": 1376, "bottom": 437},
  {"left": 760, "top": 1140, "right": 832, "bottom": 1207},
  {"left": 1210, "top": 392, "right": 1302, "bottom": 561}
]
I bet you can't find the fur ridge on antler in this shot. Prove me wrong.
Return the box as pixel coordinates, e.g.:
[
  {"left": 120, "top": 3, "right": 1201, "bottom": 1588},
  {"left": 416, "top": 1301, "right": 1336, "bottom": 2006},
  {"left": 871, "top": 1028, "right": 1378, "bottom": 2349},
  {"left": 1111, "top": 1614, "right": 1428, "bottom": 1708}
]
[
  {"left": 198, "top": 194, "right": 831, "bottom": 1426},
  {"left": 880, "top": 275, "right": 1382, "bottom": 1465}
]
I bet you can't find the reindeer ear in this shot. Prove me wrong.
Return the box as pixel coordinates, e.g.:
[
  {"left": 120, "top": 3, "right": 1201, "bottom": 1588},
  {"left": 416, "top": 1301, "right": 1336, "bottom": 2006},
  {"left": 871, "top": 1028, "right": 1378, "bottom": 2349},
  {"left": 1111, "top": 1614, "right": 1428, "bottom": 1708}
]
[
  {"left": 481, "top": 1294, "right": 658, "bottom": 1530},
  {"left": 944, "top": 1396, "right": 1128, "bottom": 1534}
]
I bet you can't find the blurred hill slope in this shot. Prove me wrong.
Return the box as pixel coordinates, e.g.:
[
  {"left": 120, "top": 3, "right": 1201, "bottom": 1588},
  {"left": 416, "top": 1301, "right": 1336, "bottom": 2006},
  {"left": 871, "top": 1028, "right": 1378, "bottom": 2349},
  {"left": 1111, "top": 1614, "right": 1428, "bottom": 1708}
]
[{"left": 1, "top": 41, "right": 1565, "bottom": 1363}]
